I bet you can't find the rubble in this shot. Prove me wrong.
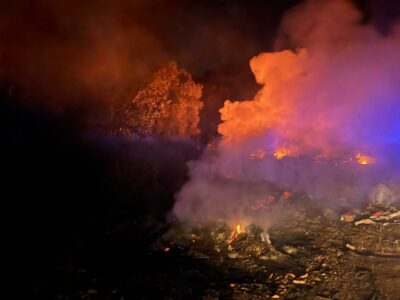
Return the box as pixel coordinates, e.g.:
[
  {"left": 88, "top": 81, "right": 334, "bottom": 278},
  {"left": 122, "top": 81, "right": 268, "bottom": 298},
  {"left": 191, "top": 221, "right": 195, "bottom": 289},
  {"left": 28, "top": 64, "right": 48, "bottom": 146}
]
[
  {"left": 354, "top": 218, "right": 376, "bottom": 226},
  {"left": 281, "top": 245, "right": 298, "bottom": 255},
  {"left": 341, "top": 214, "right": 356, "bottom": 222},
  {"left": 137, "top": 194, "right": 400, "bottom": 298},
  {"left": 345, "top": 243, "right": 356, "bottom": 251},
  {"left": 340, "top": 195, "right": 400, "bottom": 228},
  {"left": 373, "top": 210, "right": 400, "bottom": 221},
  {"left": 292, "top": 279, "right": 307, "bottom": 285}
]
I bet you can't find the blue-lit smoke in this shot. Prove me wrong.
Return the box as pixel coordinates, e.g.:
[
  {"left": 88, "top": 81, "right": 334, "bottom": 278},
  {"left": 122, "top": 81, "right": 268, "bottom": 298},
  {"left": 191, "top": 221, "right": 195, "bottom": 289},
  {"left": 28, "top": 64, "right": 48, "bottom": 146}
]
[{"left": 174, "top": 0, "right": 400, "bottom": 224}]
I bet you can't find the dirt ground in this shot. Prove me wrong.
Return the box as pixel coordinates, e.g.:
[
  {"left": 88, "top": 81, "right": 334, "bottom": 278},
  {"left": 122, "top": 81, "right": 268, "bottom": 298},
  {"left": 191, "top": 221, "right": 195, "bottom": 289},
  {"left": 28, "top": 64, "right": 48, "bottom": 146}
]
[
  {"left": 147, "top": 206, "right": 400, "bottom": 300},
  {"left": 43, "top": 199, "right": 400, "bottom": 300}
]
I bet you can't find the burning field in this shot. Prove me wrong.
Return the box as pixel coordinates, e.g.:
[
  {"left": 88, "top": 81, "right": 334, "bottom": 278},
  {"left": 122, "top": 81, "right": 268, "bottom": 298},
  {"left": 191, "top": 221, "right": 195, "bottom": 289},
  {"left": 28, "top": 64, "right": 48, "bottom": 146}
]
[{"left": 3, "top": 0, "right": 400, "bottom": 299}]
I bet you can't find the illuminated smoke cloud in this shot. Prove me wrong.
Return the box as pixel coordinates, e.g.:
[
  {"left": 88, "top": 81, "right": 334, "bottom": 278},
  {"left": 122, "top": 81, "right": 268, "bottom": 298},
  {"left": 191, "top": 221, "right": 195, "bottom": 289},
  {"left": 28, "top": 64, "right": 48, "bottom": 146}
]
[{"left": 174, "top": 0, "right": 400, "bottom": 224}]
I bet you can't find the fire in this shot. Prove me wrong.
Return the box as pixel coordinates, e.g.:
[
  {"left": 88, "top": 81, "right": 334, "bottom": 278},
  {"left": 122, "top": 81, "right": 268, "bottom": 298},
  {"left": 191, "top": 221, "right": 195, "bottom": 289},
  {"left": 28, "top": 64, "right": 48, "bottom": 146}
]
[
  {"left": 236, "top": 224, "right": 244, "bottom": 234},
  {"left": 355, "top": 153, "right": 374, "bottom": 165},
  {"left": 217, "top": 41, "right": 397, "bottom": 165},
  {"left": 227, "top": 223, "right": 245, "bottom": 244},
  {"left": 282, "top": 191, "right": 292, "bottom": 199},
  {"left": 172, "top": 0, "right": 400, "bottom": 227},
  {"left": 273, "top": 148, "right": 290, "bottom": 160}
]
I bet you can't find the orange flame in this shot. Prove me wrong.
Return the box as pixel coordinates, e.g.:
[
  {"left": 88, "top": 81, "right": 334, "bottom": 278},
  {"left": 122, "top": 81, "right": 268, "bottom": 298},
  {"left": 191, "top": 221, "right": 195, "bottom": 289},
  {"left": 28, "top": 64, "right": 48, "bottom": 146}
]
[
  {"left": 227, "top": 223, "right": 245, "bottom": 244},
  {"left": 355, "top": 152, "right": 374, "bottom": 165},
  {"left": 236, "top": 224, "right": 243, "bottom": 234},
  {"left": 273, "top": 148, "right": 290, "bottom": 160}
]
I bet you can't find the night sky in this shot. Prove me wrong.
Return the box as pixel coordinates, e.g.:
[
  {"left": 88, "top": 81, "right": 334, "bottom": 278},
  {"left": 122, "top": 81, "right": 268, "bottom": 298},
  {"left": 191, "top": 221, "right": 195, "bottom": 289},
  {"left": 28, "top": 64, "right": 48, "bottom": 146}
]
[
  {"left": 2, "top": 0, "right": 399, "bottom": 111},
  {"left": 2, "top": 0, "right": 400, "bottom": 298}
]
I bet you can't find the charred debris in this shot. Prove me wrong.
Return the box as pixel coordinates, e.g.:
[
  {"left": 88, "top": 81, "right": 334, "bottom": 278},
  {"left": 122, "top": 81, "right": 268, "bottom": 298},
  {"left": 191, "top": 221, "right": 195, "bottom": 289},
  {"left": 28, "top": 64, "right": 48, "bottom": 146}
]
[{"left": 146, "top": 193, "right": 400, "bottom": 299}]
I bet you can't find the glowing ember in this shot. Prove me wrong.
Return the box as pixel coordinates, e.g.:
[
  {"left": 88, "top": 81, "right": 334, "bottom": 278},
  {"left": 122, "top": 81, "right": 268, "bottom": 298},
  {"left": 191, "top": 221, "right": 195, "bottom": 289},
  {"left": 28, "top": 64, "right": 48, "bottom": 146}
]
[
  {"left": 273, "top": 148, "right": 290, "bottom": 160},
  {"left": 355, "top": 153, "right": 375, "bottom": 165},
  {"left": 282, "top": 191, "right": 292, "bottom": 199},
  {"left": 372, "top": 211, "right": 382, "bottom": 218},
  {"left": 251, "top": 194, "right": 276, "bottom": 210}
]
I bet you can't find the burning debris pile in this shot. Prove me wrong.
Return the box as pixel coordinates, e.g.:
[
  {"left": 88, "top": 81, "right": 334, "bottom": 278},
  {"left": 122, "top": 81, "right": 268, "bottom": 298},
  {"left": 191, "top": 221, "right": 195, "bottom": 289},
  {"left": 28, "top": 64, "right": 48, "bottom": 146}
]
[
  {"left": 152, "top": 191, "right": 400, "bottom": 299},
  {"left": 174, "top": 0, "right": 400, "bottom": 226},
  {"left": 5, "top": 0, "right": 400, "bottom": 298},
  {"left": 340, "top": 185, "right": 400, "bottom": 258},
  {"left": 164, "top": 2, "right": 400, "bottom": 298}
]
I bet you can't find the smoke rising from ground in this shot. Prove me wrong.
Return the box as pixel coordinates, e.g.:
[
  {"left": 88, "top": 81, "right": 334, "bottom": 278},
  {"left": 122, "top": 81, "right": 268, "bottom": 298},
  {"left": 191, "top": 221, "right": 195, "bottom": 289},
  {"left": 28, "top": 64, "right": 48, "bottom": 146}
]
[{"left": 174, "top": 0, "right": 400, "bottom": 224}]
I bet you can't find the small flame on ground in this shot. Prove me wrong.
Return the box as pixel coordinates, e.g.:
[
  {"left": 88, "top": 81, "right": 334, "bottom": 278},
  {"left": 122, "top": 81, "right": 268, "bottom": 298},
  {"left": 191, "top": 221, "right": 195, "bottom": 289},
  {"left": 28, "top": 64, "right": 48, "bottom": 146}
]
[
  {"left": 273, "top": 148, "right": 290, "bottom": 160},
  {"left": 227, "top": 223, "right": 245, "bottom": 244},
  {"left": 355, "top": 152, "right": 375, "bottom": 165},
  {"left": 236, "top": 224, "right": 243, "bottom": 234}
]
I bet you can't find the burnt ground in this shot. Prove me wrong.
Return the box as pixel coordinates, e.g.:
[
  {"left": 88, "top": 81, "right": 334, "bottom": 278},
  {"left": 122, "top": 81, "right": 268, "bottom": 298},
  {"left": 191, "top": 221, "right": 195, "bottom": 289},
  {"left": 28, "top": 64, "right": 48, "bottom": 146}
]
[
  {"left": 146, "top": 207, "right": 400, "bottom": 300},
  {"left": 144, "top": 209, "right": 400, "bottom": 300},
  {"left": 35, "top": 204, "right": 400, "bottom": 300}
]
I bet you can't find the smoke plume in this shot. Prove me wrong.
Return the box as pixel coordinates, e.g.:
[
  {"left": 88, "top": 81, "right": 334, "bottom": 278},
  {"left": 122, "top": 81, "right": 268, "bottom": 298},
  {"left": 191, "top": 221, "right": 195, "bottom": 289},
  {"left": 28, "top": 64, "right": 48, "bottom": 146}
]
[
  {"left": 174, "top": 0, "right": 400, "bottom": 225},
  {"left": 0, "top": 0, "right": 288, "bottom": 120}
]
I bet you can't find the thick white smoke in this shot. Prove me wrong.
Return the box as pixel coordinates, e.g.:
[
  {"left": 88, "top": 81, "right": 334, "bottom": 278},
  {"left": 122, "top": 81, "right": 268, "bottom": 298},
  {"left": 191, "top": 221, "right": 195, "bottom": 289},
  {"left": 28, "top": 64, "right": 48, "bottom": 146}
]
[{"left": 174, "top": 0, "right": 400, "bottom": 224}]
